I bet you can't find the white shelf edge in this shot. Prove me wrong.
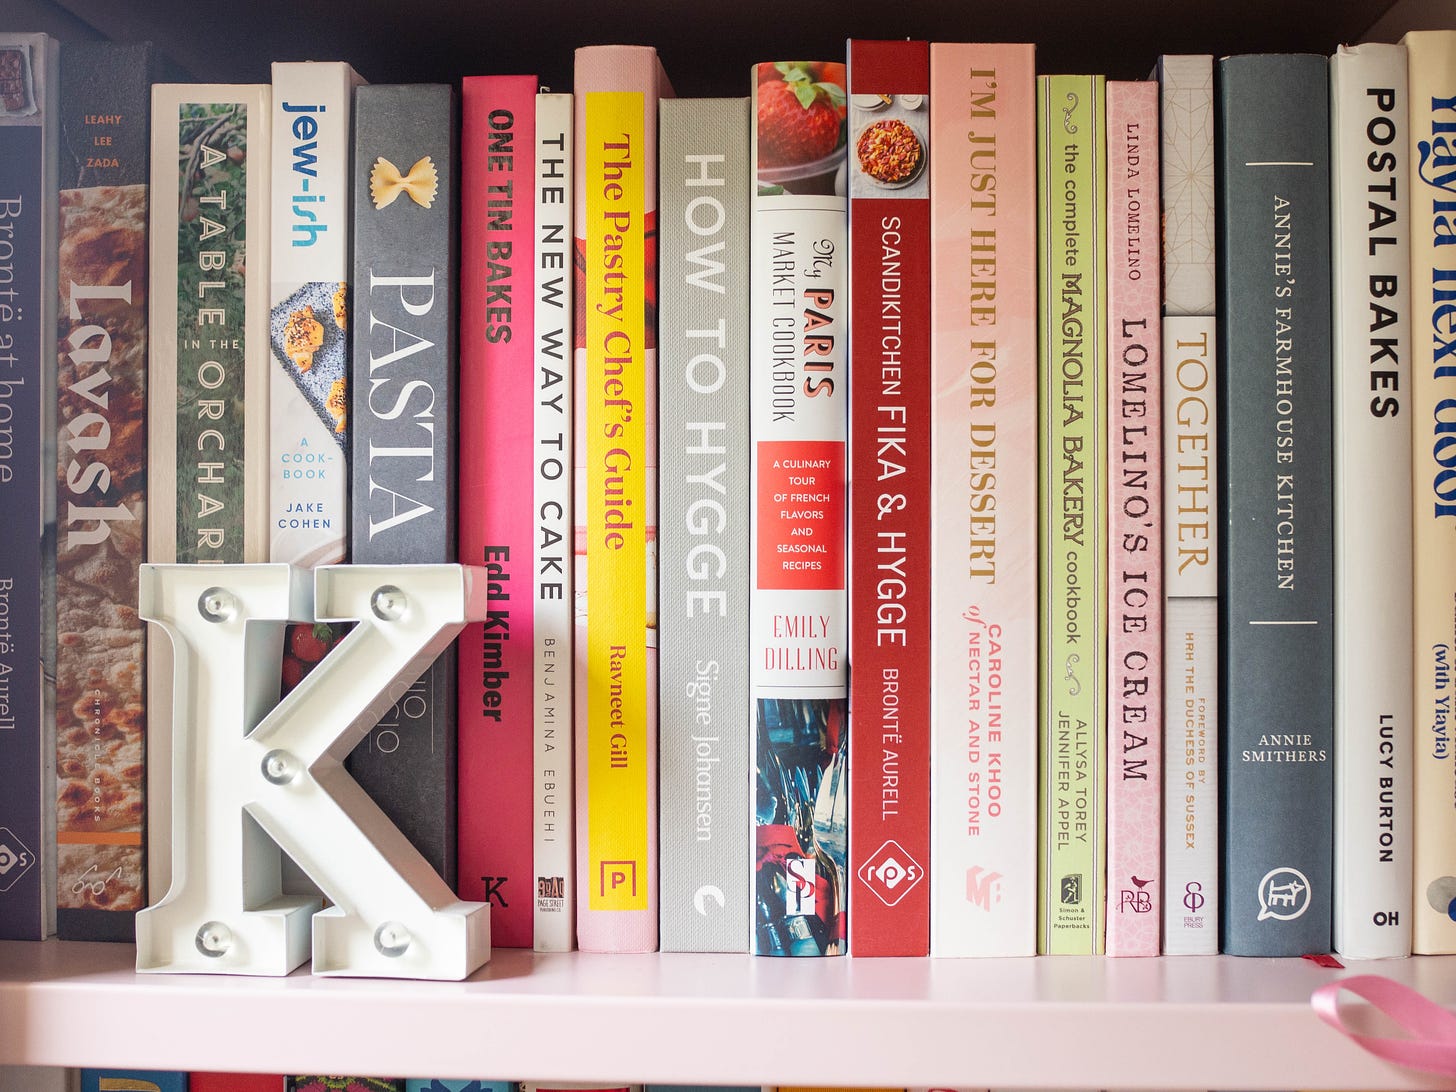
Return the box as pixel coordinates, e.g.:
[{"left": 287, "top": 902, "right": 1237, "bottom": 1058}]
[{"left": 3, "top": 941, "right": 1456, "bottom": 1089}]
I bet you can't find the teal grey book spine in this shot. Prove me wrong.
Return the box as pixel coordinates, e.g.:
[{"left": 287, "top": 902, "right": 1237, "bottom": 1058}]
[{"left": 1217, "top": 52, "right": 1334, "bottom": 957}]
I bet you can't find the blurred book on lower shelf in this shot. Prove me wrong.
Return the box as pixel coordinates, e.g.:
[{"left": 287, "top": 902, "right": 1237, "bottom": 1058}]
[
  {"left": 189, "top": 1077, "right": 280, "bottom": 1092},
  {"left": 287, "top": 1079, "right": 400, "bottom": 1092},
  {"left": 82, "top": 1072, "right": 184, "bottom": 1092},
  {"left": 0, "top": 1069, "right": 77, "bottom": 1092}
]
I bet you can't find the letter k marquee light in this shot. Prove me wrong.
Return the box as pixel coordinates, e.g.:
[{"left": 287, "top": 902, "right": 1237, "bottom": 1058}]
[{"left": 135, "top": 563, "right": 490, "bottom": 979}]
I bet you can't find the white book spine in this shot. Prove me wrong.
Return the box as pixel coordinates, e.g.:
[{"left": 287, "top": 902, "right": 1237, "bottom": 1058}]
[
  {"left": 534, "top": 90, "right": 575, "bottom": 953},
  {"left": 1157, "top": 54, "right": 1219, "bottom": 954},
  {"left": 748, "top": 61, "right": 850, "bottom": 957},
  {"left": 268, "top": 63, "right": 361, "bottom": 569},
  {"left": 1161, "top": 316, "right": 1218, "bottom": 954},
  {"left": 147, "top": 83, "right": 271, "bottom": 901},
  {"left": 1406, "top": 27, "right": 1456, "bottom": 955},
  {"left": 1331, "top": 41, "right": 1413, "bottom": 959}
]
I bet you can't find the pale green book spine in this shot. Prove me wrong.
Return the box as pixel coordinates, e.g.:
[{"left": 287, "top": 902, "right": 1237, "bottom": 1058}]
[{"left": 1036, "top": 74, "right": 1107, "bottom": 954}]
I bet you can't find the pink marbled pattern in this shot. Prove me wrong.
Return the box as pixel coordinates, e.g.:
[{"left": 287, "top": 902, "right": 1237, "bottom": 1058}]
[{"left": 1105, "top": 81, "right": 1164, "bottom": 957}]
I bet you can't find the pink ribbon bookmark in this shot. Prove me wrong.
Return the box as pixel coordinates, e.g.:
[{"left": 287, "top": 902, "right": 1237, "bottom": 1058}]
[{"left": 1312, "top": 974, "right": 1456, "bottom": 1077}]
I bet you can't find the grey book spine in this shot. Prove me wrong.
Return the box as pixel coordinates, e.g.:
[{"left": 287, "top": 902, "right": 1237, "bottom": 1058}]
[
  {"left": 349, "top": 83, "right": 459, "bottom": 886},
  {"left": 1217, "top": 53, "right": 1334, "bottom": 956},
  {"left": 656, "top": 97, "right": 752, "bottom": 952}
]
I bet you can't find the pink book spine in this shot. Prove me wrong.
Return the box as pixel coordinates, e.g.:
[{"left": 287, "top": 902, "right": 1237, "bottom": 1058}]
[
  {"left": 1105, "top": 79, "right": 1163, "bottom": 956},
  {"left": 458, "top": 74, "right": 538, "bottom": 947},
  {"left": 928, "top": 42, "right": 1038, "bottom": 957}
]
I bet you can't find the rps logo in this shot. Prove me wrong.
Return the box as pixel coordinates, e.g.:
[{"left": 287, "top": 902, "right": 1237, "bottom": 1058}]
[
  {"left": 856, "top": 840, "right": 924, "bottom": 907},
  {"left": 0, "top": 828, "right": 35, "bottom": 893}
]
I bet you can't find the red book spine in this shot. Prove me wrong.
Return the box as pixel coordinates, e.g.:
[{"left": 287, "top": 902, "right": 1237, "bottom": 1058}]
[
  {"left": 457, "top": 74, "right": 538, "bottom": 946},
  {"left": 191, "top": 1077, "right": 284, "bottom": 1092},
  {"left": 847, "top": 38, "right": 932, "bottom": 955}
]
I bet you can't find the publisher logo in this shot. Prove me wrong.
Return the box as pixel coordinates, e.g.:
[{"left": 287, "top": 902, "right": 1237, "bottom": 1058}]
[
  {"left": 693, "top": 884, "right": 725, "bottom": 916},
  {"left": 785, "top": 857, "right": 817, "bottom": 917},
  {"left": 598, "top": 860, "right": 638, "bottom": 898},
  {"left": 1118, "top": 876, "right": 1154, "bottom": 914},
  {"left": 1256, "top": 866, "right": 1311, "bottom": 921},
  {"left": 0, "top": 828, "right": 34, "bottom": 892},
  {"left": 1059, "top": 873, "right": 1083, "bottom": 906},
  {"left": 965, "top": 866, "right": 1004, "bottom": 910},
  {"left": 479, "top": 875, "right": 509, "bottom": 907},
  {"left": 538, "top": 876, "right": 566, "bottom": 901},
  {"left": 1183, "top": 881, "right": 1206, "bottom": 914},
  {"left": 857, "top": 840, "right": 924, "bottom": 907}
]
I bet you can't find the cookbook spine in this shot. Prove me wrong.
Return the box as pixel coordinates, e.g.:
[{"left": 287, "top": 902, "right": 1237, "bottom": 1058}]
[
  {"left": 54, "top": 39, "right": 153, "bottom": 942},
  {"left": 1156, "top": 53, "right": 1220, "bottom": 954},
  {"left": 748, "top": 59, "right": 850, "bottom": 957},
  {"left": 0, "top": 31, "right": 57, "bottom": 942},
  {"left": 1035, "top": 73, "right": 1108, "bottom": 955},
  {"left": 846, "top": 38, "right": 932, "bottom": 957},
  {"left": 532, "top": 89, "right": 576, "bottom": 953},
  {"left": 145, "top": 80, "right": 271, "bottom": 906},
  {"left": 1104, "top": 79, "right": 1163, "bottom": 957},
  {"left": 458, "top": 72, "right": 538, "bottom": 946},
  {"left": 1330, "top": 41, "right": 1413, "bottom": 959},
  {"left": 571, "top": 45, "right": 671, "bottom": 952},
  {"left": 657, "top": 95, "right": 752, "bottom": 952},
  {"left": 1217, "top": 53, "right": 1334, "bottom": 957},
  {"left": 928, "top": 42, "right": 1039, "bottom": 958},
  {"left": 348, "top": 83, "right": 459, "bottom": 885}
]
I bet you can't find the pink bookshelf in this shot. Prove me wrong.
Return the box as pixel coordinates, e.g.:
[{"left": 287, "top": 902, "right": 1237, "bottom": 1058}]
[{"left": 2, "top": 940, "right": 1456, "bottom": 1089}]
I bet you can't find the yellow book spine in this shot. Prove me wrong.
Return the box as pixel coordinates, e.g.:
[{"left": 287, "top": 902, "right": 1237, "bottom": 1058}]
[
  {"left": 584, "top": 90, "right": 650, "bottom": 912},
  {"left": 1405, "top": 29, "right": 1456, "bottom": 953}
]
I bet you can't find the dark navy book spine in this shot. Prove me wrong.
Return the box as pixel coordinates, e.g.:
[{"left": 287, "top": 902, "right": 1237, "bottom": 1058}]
[{"left": 0, "top": 32, "right": 57, "bottom": 941}]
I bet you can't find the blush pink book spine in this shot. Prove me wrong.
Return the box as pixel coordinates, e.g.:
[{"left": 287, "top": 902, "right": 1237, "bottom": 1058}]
[
  {"left": 928, "top": 43, "right": 1038, "bottom": 957},
  {"left": 458, "top": 74, "right": 537, "bottom": 947},
  {"left": 1105, "top": 79, "right": 1163, "bottom": 956}
]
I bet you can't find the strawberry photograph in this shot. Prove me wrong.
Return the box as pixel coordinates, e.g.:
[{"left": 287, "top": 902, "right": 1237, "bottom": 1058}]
[{"left": 755, "top": 61, "right": 847, "bottom": 195}]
